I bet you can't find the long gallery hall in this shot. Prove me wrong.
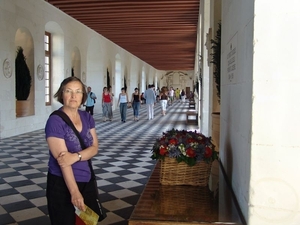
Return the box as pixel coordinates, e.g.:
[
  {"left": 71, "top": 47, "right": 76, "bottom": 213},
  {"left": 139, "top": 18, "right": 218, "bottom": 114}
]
[
  {"left": 0, "top": 101, "right": 186, "bottom": 224},
  {"left": 0, "top": 99, "right": 243, "bottom": 225}
]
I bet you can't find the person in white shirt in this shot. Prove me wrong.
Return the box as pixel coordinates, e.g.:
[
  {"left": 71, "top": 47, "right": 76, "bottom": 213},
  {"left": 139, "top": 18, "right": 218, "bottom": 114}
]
[
  {"left": 168, "top": 87, "right": 174, "bottom": 105},
  {"left": 144, "top": 84, "right": 156, "bottom": 120},
  {"left": 117, "top": 87, "right": 130, "bottom": 122}
]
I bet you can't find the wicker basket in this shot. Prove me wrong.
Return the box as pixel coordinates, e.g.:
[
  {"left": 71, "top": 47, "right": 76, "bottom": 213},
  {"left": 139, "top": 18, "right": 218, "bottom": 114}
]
[
  {"left": 153, "top": 185, "right": 216, "bottom": 219},
  {"left": 160, "top": 157, "right": 212, "bottom": 186}
]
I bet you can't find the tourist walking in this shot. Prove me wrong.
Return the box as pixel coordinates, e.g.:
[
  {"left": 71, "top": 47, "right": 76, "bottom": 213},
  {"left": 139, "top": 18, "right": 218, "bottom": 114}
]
[
  {"left": 168, "top": 87, "right": 174, "bottom": 105},
  {"left": 181, "top": 89, "right": 186, "bottom": 102},
  {"left": 160, "top": 86, "right": 168, "bottom": 116},
  {"left": 141, "top": 92, "right": 146, "bottom": 104},
  {"left": 144, "top": 84, "right": 156, "bottom": 120},
  {"left": 85, "top": 86, "right": 97, "bottom": 115},
  {"left": 175, "top": 88, "right": 180, "bottom": 100},
  {"left": 131, "top": 87, "right": 141, "bottom": 121},
  {"left": 117, "top": 87, "right": 130, "bottom": 122},
  {"left": 102, "top": 87, "right": 112, "bottom": 121}
]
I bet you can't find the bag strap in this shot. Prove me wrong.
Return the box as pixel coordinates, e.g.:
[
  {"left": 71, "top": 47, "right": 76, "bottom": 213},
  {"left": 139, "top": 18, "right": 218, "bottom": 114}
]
[{"left": 50, "top": 110, "right": 96, "bottom": 177}]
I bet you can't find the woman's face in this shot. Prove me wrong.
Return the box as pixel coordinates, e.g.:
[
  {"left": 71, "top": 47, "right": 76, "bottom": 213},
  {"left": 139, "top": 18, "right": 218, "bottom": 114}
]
[{"left": 63, "top": 81, "right": 83, "bottom": 109}]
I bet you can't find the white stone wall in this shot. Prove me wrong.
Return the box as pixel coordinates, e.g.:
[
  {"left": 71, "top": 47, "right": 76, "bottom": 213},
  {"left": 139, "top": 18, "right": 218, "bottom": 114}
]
[
  {"left": 222, "top": 0, "right": 300, "bottom": 224},
  {"left": 0, "top": 0, "right": 158, "bottom": 138},
  {"left": 199, "top": 0, "right": 212, "bottom": 136},
  {"left": 221, "top": 0, "right": 253, "bottom": 222}
]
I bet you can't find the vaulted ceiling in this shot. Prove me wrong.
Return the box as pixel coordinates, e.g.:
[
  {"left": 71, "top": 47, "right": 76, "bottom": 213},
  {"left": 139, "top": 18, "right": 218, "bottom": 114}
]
[{"left": 46, "top": 0, "right": 200, "bottom": 71}]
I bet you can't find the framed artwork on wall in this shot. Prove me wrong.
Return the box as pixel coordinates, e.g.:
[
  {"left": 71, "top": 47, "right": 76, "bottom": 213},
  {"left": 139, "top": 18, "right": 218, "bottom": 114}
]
[
  {"left": 37, "top": 64, "right": 44, "bottom": 80},
  {"left": 3, "top": 58, "right": 12, "bottom": 78}
]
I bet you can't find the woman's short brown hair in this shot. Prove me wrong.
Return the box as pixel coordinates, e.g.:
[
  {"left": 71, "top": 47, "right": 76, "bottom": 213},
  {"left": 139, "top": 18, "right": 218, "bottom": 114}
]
[
  {"left": 161, "top": 86, "right": 168, "bottom": 93},
  {"left": 54, "top": 77, "right": 87, "bottom": 105}
]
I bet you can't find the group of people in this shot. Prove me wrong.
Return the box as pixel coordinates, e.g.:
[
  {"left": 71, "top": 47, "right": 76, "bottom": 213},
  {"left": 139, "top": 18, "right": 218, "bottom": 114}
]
[
  {"left": 85, "top": 85, "right": 114, "bottom": 122},
  {"left": 142, "top": 85, "right": 187, "bottom": 120},
  {"left": 85, "top": 85, "right": 141, "bottom": 123},
  {"left": 84, "top": 84, "right": 187, "bottom": 122},
  {"left": 174, "top": 88, "right": 186, "bottom": 101},
  {"left": 45, "top": 77, "right": 190, "bottom": 224},
  {"left": 158, "top": 86, "right": 186, "bottom": 115}
]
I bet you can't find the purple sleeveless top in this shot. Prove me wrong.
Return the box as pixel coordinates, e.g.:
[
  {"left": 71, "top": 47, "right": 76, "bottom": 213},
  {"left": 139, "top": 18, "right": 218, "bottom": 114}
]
[{"left": 45, "top": 108, "right": 95, "bottom": 182}]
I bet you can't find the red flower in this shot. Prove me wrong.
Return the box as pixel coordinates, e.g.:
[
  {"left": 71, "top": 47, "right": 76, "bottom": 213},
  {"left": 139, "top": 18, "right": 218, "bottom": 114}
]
[
  {"left": 197, "top": 137, "right": 206, "bottom": 145},
  {"left": 204, "top": 146, "right": 212, "bottom": 158},
  {"left": 159, "top": 146, "right": 168, "bottom": 155},
  {"left": 186, "top": 147, "right": 196, "bottom": 158},
  {"left": 151, "top": 129, "right": 218, "bottom": 166},
  {"left": 169, "top": 138, "right": 178, "bottom": 145},
  {"left": 186, "top": 138, "right": 195, "bottom": 143}
]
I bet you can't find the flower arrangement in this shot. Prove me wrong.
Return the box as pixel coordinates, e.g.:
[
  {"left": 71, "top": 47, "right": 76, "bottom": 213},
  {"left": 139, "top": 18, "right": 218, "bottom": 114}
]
[{"left": 151, "top": 129, "right": 218, "bottom": 167}]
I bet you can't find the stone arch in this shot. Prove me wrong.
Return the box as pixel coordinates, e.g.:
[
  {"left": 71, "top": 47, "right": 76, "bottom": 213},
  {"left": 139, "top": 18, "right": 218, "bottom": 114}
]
[{"left": 15, "top": 27, "right": 34, "bottom": 117}]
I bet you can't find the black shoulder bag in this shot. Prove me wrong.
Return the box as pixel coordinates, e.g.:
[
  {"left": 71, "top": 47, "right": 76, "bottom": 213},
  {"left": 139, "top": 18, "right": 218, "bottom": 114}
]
[
  {"left": 90, "top": 92, "right": 96, "bottom": 103},
  {"left": 50, "top": 110, "right": 107, "bottom": 221}
]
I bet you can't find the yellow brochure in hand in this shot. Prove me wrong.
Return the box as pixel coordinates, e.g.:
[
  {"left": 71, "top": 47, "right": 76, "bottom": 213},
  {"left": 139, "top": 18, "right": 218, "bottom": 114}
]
[{"left": 75, "top": 204, "right": 99, "bottom": 225}]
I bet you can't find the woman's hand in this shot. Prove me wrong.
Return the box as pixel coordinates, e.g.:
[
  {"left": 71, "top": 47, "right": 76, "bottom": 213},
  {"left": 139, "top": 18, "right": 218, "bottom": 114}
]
[
  {"left": 71, "top": 190, "right": 86, "bottom": 211},
  {"left": 56, "top": 151, "right": 78, "bottom": 167}
]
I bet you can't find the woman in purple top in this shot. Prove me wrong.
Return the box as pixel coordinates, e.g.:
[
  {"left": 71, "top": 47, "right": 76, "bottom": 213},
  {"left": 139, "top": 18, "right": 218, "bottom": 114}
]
[{"left": 45, "top": 77, "right": 99, "bottom": 225}]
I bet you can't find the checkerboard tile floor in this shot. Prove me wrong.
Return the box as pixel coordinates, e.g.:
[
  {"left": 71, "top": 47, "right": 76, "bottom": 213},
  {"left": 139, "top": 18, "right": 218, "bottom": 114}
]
[{"left": 0, "top": 100, "right": 198, "bottom": 225}]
